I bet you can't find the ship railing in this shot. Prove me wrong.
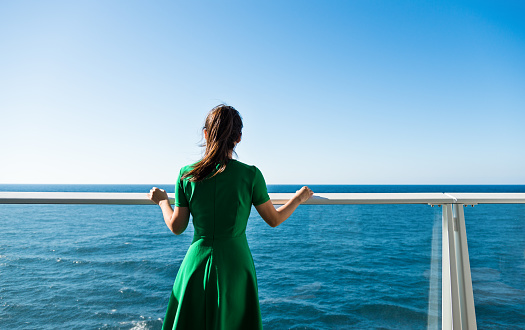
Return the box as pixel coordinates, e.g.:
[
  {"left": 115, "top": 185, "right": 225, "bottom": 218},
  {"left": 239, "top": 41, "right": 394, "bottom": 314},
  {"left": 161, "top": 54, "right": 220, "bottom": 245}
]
[{"left": 2, "top": 191, "right": 525, "bottom": 330}]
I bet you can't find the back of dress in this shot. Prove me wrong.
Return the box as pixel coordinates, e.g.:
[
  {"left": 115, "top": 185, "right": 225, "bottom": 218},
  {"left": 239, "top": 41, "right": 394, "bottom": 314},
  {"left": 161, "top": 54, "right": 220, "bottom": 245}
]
[
  {"left": 162, "top": 160, "right": 269, "bottom": 330},
  {"left": 177, "top": 159, "right": 269, "bottom": 240}
]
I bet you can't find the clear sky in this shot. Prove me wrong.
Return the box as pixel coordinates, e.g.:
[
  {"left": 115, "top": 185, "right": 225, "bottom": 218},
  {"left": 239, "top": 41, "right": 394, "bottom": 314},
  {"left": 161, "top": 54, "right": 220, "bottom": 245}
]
[{"left": 1, "top": 0, "right": 524, "bottom": 184}]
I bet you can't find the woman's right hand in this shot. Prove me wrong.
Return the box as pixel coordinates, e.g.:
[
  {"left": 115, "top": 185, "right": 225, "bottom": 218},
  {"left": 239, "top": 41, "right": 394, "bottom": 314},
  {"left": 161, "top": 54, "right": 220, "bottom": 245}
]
[
  {"left": 147, "top": 187, "right": 169, "bottom": 205},
  {"left": 294, "top": 186, "right": 314, "bottom": 203}
]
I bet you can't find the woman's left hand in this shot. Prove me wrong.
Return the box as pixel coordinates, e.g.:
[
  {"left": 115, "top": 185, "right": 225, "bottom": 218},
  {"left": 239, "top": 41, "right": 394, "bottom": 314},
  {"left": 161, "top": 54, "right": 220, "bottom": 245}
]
[{"left": 147, "top": 187, "right": 169, "bottom": 205}]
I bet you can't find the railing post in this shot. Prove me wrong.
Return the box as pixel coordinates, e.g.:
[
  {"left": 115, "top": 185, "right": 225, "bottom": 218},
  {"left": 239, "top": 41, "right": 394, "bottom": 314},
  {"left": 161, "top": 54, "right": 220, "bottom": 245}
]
[
  {"left": 442, "top": 204, "right": 477, "bottom": 329},
  {"left": 443, "top": 204, "right": 461, "bottom": 329},
  {"left": 454, "top": 204, "right": 477, "bottom": 329}
]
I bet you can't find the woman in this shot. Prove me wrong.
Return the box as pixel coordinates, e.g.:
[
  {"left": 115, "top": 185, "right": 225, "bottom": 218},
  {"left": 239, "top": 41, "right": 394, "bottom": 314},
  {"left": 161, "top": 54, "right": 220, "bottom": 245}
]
[{"left": 148, "top": 104, "right": 313, "bottom": 329}]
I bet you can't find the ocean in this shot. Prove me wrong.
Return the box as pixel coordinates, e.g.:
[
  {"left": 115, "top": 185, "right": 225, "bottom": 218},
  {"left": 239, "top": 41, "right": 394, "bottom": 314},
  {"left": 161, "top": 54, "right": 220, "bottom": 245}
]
[{"left": 1, "top": 185, "right": 524, "bottom": 329}]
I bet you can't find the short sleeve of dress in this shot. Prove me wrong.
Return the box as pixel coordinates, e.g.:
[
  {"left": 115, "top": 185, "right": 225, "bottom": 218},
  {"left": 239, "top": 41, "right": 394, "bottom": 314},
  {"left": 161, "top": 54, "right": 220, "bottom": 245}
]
[
  {"left": 252, "top": 166, "right": 270, "bottom": 206},
  {"left": 175, "top": 168, "right": 189, "bottom": 207}
]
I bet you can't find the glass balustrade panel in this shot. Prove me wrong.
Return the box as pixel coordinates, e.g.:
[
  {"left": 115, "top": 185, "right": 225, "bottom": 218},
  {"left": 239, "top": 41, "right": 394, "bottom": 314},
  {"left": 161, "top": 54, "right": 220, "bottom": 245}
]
[
  {"left": 0, "top": 204, "right": 193, "bottom": 329},
  {"left": 464, "top": 204, "right": 525, "bottom": 329},
  {"left": 248, "top": 204, "right": 442, "bottom": 329}
]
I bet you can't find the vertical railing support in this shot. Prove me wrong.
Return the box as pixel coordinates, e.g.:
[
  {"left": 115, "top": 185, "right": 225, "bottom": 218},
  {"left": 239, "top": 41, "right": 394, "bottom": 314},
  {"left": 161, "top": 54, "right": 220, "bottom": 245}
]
[{"left": 442, "top": 204, "right": 477, "bottom": 329}]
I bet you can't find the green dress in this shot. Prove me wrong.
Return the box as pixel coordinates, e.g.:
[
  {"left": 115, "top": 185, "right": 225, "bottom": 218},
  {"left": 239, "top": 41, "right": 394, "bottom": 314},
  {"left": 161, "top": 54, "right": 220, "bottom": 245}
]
[{"left": 162, "top": 160, "right": 270, "bottom": 330}]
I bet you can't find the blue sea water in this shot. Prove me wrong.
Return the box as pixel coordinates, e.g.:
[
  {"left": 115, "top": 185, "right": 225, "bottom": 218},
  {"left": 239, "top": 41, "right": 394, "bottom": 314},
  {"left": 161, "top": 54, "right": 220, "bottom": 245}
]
[{"left": 0, "top": 185, "right": 524, "bottom": 329}]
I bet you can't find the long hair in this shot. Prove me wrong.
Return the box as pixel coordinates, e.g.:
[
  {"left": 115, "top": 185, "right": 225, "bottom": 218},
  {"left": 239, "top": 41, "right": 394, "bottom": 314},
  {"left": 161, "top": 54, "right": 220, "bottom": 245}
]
[{"left": 182, "top": 104, "right": 243, "bottom": 182}]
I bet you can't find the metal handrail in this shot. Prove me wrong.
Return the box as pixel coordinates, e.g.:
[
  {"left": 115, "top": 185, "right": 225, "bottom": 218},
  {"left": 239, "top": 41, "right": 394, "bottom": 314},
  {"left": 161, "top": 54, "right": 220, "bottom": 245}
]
[{"left": 1, "top": 192, "right": 525, "bottom": 205}]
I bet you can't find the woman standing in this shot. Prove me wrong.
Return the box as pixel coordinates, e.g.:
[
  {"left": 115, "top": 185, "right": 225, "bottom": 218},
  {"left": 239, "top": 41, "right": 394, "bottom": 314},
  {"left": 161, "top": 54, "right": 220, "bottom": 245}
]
[{"left": 148, "top": 105, "right": 313, "bottom": 329}]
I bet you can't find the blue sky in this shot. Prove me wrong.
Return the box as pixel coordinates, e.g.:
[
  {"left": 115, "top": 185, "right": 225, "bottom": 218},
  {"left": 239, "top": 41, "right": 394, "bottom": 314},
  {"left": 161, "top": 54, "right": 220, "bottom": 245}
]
[{"left": 1, "top": 0, "right": 524, "bottom": 184}]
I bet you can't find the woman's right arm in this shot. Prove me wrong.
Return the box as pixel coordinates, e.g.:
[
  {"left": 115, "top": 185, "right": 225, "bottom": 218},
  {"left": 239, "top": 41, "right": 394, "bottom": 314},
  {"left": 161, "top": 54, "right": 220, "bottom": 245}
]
[
  {"left": 148, "top": 187, "right": 190, "bottom": 235},
  {"left": 255, "top": 186, "right": 313, "bottom": 227}
]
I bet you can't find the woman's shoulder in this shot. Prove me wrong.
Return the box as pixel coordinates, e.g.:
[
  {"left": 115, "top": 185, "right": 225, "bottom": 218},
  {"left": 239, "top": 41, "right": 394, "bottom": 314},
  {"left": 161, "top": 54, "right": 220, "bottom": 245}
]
[
  {"left": 178, "top": 163, "right": 196, "bottom": 176},
  {"left": 229, "top": 160, "right": 266, "bottom": 182},
  {"left": 229, "top": 159, "right": 260, "bottom": 172}
]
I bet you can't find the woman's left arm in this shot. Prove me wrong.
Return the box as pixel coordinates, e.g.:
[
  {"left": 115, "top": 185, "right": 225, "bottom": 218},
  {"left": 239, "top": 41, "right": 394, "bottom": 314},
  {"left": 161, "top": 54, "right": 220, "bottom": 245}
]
[{"left": 148, "top": 187, "right": 190, "bottom": 235}]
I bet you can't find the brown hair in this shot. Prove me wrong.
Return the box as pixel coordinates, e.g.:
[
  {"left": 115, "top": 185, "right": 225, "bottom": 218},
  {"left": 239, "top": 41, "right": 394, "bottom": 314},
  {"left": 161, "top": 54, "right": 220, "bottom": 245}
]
[{"left": 182, "top": 104, "right": 243, "bottom": 182}]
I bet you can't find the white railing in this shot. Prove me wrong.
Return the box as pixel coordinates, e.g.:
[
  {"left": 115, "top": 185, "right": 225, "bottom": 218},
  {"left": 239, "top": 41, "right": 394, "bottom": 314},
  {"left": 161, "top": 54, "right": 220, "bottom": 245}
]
[
  {"left": 2, "top": 192, "right": 525, "bottom": 205},
  {"left": 2, "top": 191, "right": 525, "bottom": 330}
]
